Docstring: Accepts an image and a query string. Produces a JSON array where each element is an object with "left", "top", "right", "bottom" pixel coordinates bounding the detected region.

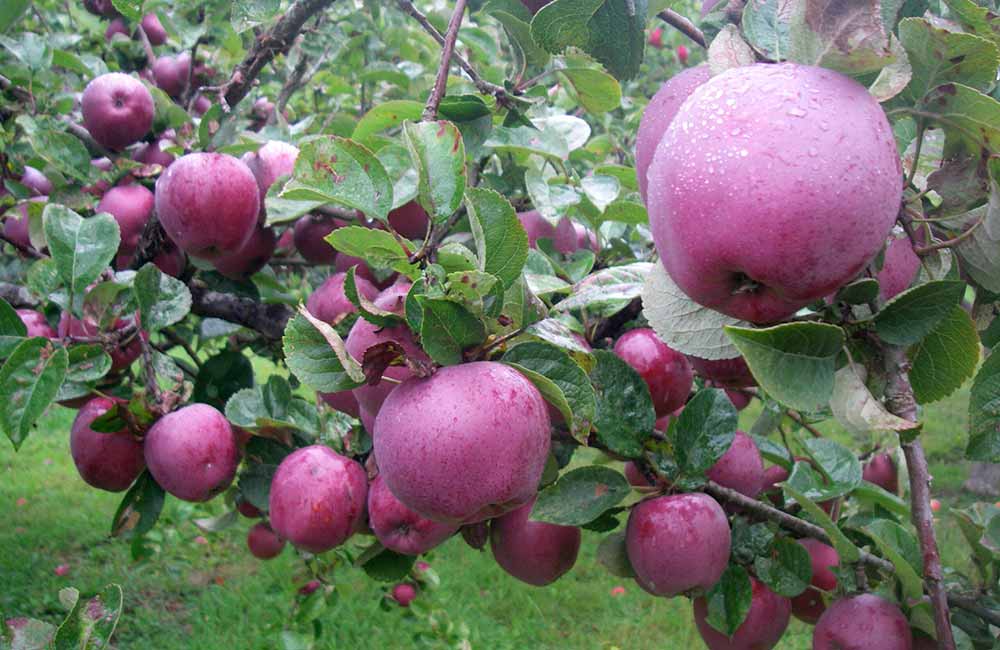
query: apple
[
  {"left": 105, "top": 17, "right": 128, "bottom": 41},
  {"left": 306, "top": 271, "right": 378, "bottom": 324},
  {"left": 863, "top": 453, "right": 898, "bottom": 494},
  {"left": 298, "top": 580, "right": 321, "bottom": 596},
  {"left": 236, "top": 497, "right": 261, "bottom": 518},
  {"left": 762, "top": 464, "right": 789, "bottom": 505},
  {"left": 335, "top": 253, "right": 386, "bottom": 286},
  {"left": 461, "top": 522, "right": 489, "bottom": 550},
  {"left": 191, "top": 95, "right": 211, "bottom": 116},
  {"left": 626, "top": 493, "right": 730, "bottom": 597},
  {"left": 144, "top": 404, "right": 239, "bottom": 502},
  {"left": 247, "top": 522, "right": 285, "bottom": 560},
  {"left": 318, "top": 390, "right": 361, "bottom": 418},
  {"left": 20, "top": 166, "right": 52, "bottom": 196},
  {"left": 133, "top": 138, "right": 175, "bottom": 168},
  {"left": 677, "top": 45, "right": 689, "bottom": 65},
  {"left": 790, "top": 538, "right": 839, "bottom": 623},
  {"left": 16, "top": 309, "right": 56, "bottom": 338},
  {"left": 517, "top": 210, "right": 556, "bottom": 248},
  {"left": 706, "top": 430, "right": 765, "bottom": 499},
  {"left": 624, "top": 461, "right": 653, "bottom": 487},
  {"left": 117, "top": 237, "right": 186, "bottom": 276},
  {"left": 693, "top": 576, "right": 791, "bottom": 650},
  {"left": 83, "top": 0, "right": 118, "bottom": 17},
  {"left": 152, "top": 52, "right": 192, "bottom": 98},
  {"left": 489, "top": 497, "right": 581, "bottom": 586},
  {"left": 648, "top": 27, "right": 663, "bottom": 49},
  {"left": 97, "top": 184, "right": 154, "bottom": 260},
  {"left": 292, "top": 216, "right": 347, "bottom": 264},
  {"left": 813, "top": 593, "right": 912, "bottom": 650},
  {"left": 519, "top": 0, "right": 550, "bottom": 14},
  {"left": 154, "top": 152, "right": 260, "bottom": 259},
  {"left": 70, "top": 397, "right": 144, "bottom": 492},
  {"left": 242, "top": 141, "right": 299, "bottom": 205},
  {"left": 367, "top": 474, "right": 458, "bottom": 555},
  {"left": 3, "top": 198, "right": 47, "bottom": 253},
  {"left": 634, "top": 65, "right": 710, "bottom": 203},
  {"left": 374, "top": 361, "right": 551, "bottom": 524},
  {"left": 212, "top": 225, "right": 277, "bottom": 280},
  {"left": 726, "top": 389, "right": 751, "bottom": 410},
  {"left": 688, "top": 355, "right": 756, "bottom": 388},
  {"left": 552, "top": 217, "right": 597, "bottom": 254},
  {"left": 250, "top": 97, "right": 275, "bottom": 130},
  {"left": 269, "top": 445, "right": 368, "bottom": 553},
  {"left": 877, "top": 235, "right": 920, "bottom": 302},
  {"left": 58, "top": 313, "right": 144, "bottom": 373},
  {"left": 387, "top": 201, "right": 430, "bottom": 240},
  {"left": 81, "top": 73, "right": 154, "bottom": 151},
  {"left": 139, "top": 13, "right": 167, "bottom": 46},
  {"left": 912, "top": 634, "right": 938, "bottom": 650},
  {"left": 930, "top": 498, "right": 941, "bottom": 512},
  {"left": 613, "top": 327, "right": 693, "bottom": 416},
  {"left": 391, "top": 583, "right": 417, "bottom": 607},
  {"left": 647, "top": 63, "right": 902, "bottom": 323}
]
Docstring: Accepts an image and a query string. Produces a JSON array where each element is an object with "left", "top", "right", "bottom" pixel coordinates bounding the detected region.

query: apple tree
[{"left": 1, "top": 0, "right": 1000, "bottom": 648}]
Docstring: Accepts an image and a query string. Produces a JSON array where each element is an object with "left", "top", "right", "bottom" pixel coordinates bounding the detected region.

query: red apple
[
  {"left": 490, "top": 496, "right": 581, "bottom": 586},
  {"left": 367, "top": 474, "right": 458, "bottom": 555},
  {"left": 292, "top": 215, "right": 345, "bottom": 264},
  {"left": 306, "top": 271, "right": 378, "bottom": 324},
  {"left": 677, "top": 44, "right": 689, "bottom": 65},
  {"left": 105, "top": 17, "right": 128, "bottom": 41},
  {"left": 152, "top": 52, "right": 192, "bottom": 98},
  {"left": 813, "top": 594, "right": 912, "bottom": 650},
  {"left": 81, "top": 73, "right": 154, "bottom": 151},
  {"left": 97, "top": 184, "right": 154, "bottom": 260},
  {"left": 791, "top": 538, "right": 839, "bottom": 623},
  {"left": 212, "top": 225, "right": 277, "bottom": 280},
  {"left": 694, "top": 576, "right": 791, "bottom": 649},
  {"left": 706, "top": 430, "right": 765, "bottom": 499},
  {"left": 863, "top": 453, "right": 898, "bottom": 494},
  {"left": 648, "top": 27, "right": 663, "bottom": 49},
  {"left": 70, "top": 397, "right": 144, "bottom": 492},
  {"left": 247, "top": 522, "right": 285, "bottom": 559},
  {"left": 139, "top": 13, "right": 167, "bottom": 46},
  {"left": 688, "top": 355, "right": 757, "bottom": 388},
  {"left": 20, "top": 166, "right": 52, "bottom": 196},
  {"left": 613, "top": 328, "right": 693, "bottom": 417},
  {"left": 133, "top": 138, "right": 175, "bottom": 168},
  {"left": 391, "top": 583, "right": 417, "bottom": 607},
  {"left": 16, "top": 309, "right": 56, "bottom": 338},
  {"left": 242, "top": 140, "right": 299, "bottom": 205},
  {"left": 236, "top": 497, "right": 261, "bottom": 518},
  {"left": 58, "top": 313, "right": 144, "bottom": 373},
  {"left": 387, "top": 201, "right": 430, "bottom": 240}
]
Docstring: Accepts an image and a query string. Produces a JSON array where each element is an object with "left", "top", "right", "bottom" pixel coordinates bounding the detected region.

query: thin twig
[
  {"left": 135, "top": 24, "right": 157, "bottom": 66},
  {"left": 423, "top": 0, "right": 468, "bottom": 122},
  {"left": 905, "top": 120, "right": 925, "bottom": 189},
  {"left": 657, "top": 9, "right": 707, "bottom": 49},
  {"left": 65, "top": 121, "right": 112, "bottom": 158},
  {"left": 785, "top": 409, "right": 824, "bottom": 438},
  {"left": 915, "top": 216, "right": 984, "bottom": 254},
  {"left": 181, "top": 38, "right": 202, "bottom": 107},
  {"left": 946, "top": 594, "right": 1000, "bottom": 628},
  {"left": 162, "top": 327, "right": 202, "bottom": 370}
]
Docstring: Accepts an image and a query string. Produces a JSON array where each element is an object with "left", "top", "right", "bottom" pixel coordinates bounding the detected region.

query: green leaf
[
  {"left": 671, "top": 388, "right": 739, "bottom": 476},
  {"left": 57, "top": 344, "right": 112, "bottom": 402},
  {"left": 0, "top": 297, "right": 27, "bottom": 357},
  {"left": 836, "top": 278, "right": 880, "bottom": 305},
  {"left": 874, "top": 280, "right": 965, "bottom": 345},
  {"left": 920, "top": 83, "right": 1000, "bottom": 155},
  {"left": 238, "top": 462, "right": 278, "bottom": 513},
  {"left": 281, "top": 136, "right": 393, "bottom": 222},
  {"left": 0, "top": 0, "right": 29, "bottom": 33},
  {"left": 704, "top": 564, "right": 752, "bottom": 637},
  {"left": 908, "top": 304, "right": 979, "bottom": 404},
  {"left": 553, "top": 262, "right": 652, "bottom": 318},
  {"left": 708, "top": 24, "right": 759, "bottom": 74},
  {"left": 596, "top": 531, "right": 634, "bottom": 577},
  {"left": 133, "top": 263, "right": 192, "bottom": 333},
  {"left": 225, "top": 383, "right": 320, "bottom": 437},
  {"left": 147, "top": 83, "right": 191, "bottom": 134},
  {"left": 503, "top": 341, "right": 596, "bottom": 440},
  {"left": 111, "top": 470, "right": 164, "bottom": 537},
  {"left": 352, "top": 100, "right": 424, "bottom": 146},
  {"left": 754, "top": 537, "right": 813, "bottom": 598},
  {"left": 464, "top": 187, "right": 528, "bottom": 289},
  {"left": 484, "top": 125, "right": 569, "bottom": 162},
  {"left": 110, "top": 0, "right": 143, "bottom": 21},
  {"left": 416, "top": 297, "right": 486, "bottom": 366},
  {"left": 558, "top": 68, "right": 622, "bottom": 114},
  {"left": 784, "top": 483, "right": 861, "bottom": 563},
  {"left": 51, "top": 583, "right": 124, "bottom": 650},
  {"left": 588, "top": 350, "right": 655, "bottom": 458},
  {"left": 851, "top": 481, "right": 909, "bottom": 516},
  {"left": 531, "top": 0, "right": 647, "bottom": 80},
  {"left": 829, "top": 362, "right": 917, "bottom": 434},
  {"left": 43, "top": 205, "right": 120, "bottom": 298},
  {"left": 231, "top": 0, "right": 280, "bottom": 32},
  {"left": 942, "top": 0, "right": 1000, "bottom": 50},
  {"left": 283, "top": 313, "right": 364, "bottom": 393},
  {"left": 786, "top": 0, "right": 896, "bottom": 74},
  {"left": 15, "top": 116, "right": 92, "bottom": 182},
  {"left": 741, "top": 0, "right": 792, "bottom": 61},
  {"left": 862, "top": 519, "right": 924, "bottom": 601},
  {"left": 897, "top": 18, "right": 1000, "bottom": 105},
  {"left": 800, "top": 438, "right": 863, "bottom": 498},
  {"left": 725, "top": 322, "right": 845, "bottom": 412},
  {"left": 0, "top": 338, "right": 68, "bottom": 450},
  {"left": 530, "top": 465, "right": 630, "bottom": 526},
  {"left": 968, "top": 342, "right": 1000, "bottom": 462},
  {"left": 326, "top": 226, "right": 420, "bottom": 278},
  {"left": 344, "top": 266, "right": 402, "bottom": 327},
  {"left": 357, "top": 543, "right": 416, "bottom": 582},
  {"left": 402, "top": 121, "right": 466, "bottom": 224},
  {"left": 193, "top": 351, "right": 255, "bottom": 410},
  {"left": 600, "top": 200, "right": 647, "bottom": 225},
  {"left": 525, "top": 317, "right": 592, "bottom": 354}
]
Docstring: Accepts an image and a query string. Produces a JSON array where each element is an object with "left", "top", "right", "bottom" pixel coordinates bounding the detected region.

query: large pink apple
[
  {"left": 693, "top": 576, "right": 791, "bottom": 650},
  {"left": 648, "top": 63, "right": 902, "bottom": 323},
  {"left": 70, "top": 397, "right": 145, "bottom": 492},
  {"left": 268, "top": 445, "right": 368, "bottom": 553},
  {"left": 154, "top": 152, "right": 260, "bottom": 259},
  {"left": 20, "top": 166, "right": 52, "bottom": 196},
  {"left": 81, "top": 73, "right": 154, "bottom": 151},
  {"left": 139, "top": 13, "right": 167, "bottom": 46},
  {"left": 16, "top": 309, "right": 56, "bottom": 338},
  {"left": 489, "top": 496, "right": 581, "bottom": 586},
  {"left": 613, "top": 327, "right": 692, "bottom": 416},
  {"left": 635, "top": 65, "right": 710, "bottom": 203},
  {"left": 368, "top": 474, "right": 458, "bottom": 555},
  {"left": 706, "top": 430, "right": 765, "bottom": 499},
  {"left": 152, "top": 53, "right": 191, "bottom": 98},
  {"left": 144, "top": 404, "right": 239, "bottom": 502},
  {"left": 241, "top": 141, "right": 299, "bottom": 205},
  {"left": 791, "top": 538, "right": 839, "bottom": 623},
  {"left": 374, "top": 362, "right": 551, "bottom": 524},
  {"left": 517, "top": 210, "right": 556, "bottom": 248},
  {"left": 813, "top": 593, "right": 912, "bottom": 650},
  {"left": 306, "top": 271, "right": 377, "bottom": 324},
  {"left": 626, "top": 493, "right": 730, "bottom": 597},
  {"left": 212, "top": 225, "right": 277, "bottom": 280},
  {"left": 97, "top": 184, "right": 154, "bottom": 260},
  {"left": 387, "top": 201, "right": 430, "bottom": 240}
]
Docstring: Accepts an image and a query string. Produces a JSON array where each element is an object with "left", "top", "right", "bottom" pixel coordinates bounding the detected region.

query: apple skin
[
  {"left": 813, "top": 593, "right": 912, "bottom": 650},
  {"left": 152, "top": 53, "right": 192, "bottom": 98},
  {"left": 635, "top": 65, "right": 710, "bottom": 203},
  {"left": 688, "top": 355, "right": 757, "bottom": 388},
  {"left": 117, "top": 237, "right": 186, "bottom": 276},
  {"left": 70, "top": 397, "right": 145, "bottom": 492},
  {"left": 391, "top": 583, "right": 417, "bottom": 607},
  {"left": 677, "top": 45, "right": 689, "bottom": 65},
  {"left": 58, "top": 313, "right": 144, "bottom": 373},
  {"left": 626, "top": 493, "right": 730, "bottom": 597},
  {"left": 791, "top": 538, "right": 839, "bottom": 624},
  {"left": 863, "top": 452, "right": 898, "bottom": 494},
  {"left": 694, "top": 576, "right": 791, "bottom": 650},
  {"left": 648, "top": 63, "right": 902, "bottom": 324},
  {"left": 268, "top": 445, "right": 368, "bottom": 553},
  {"left": 20, "top": 166, "right": 53, "bottom": 196},
  {"left": 133, "top": 139, "right": 175, "bottom": 168},
  {"left": 374, "top": 361, "right": 551, "bottom": 525},
  {"left": 388, "top": 201, "right": 430, "bottom": 240},
  {"left": 706, "top": 430, "right": 765, "bottom": 499},
  {"left": 318, "top": 390, "right": 361, "bottom": 418},
  {"left": 293, "top": 216, "right": 345, "bottom": 265},
  {"left": 241, "top": 141, "right": 299, "bottom": 205},
  {"left": 878, "top": 235, "right": 920, "bottom": 301},
  {"left": 105, "top": 17, "right": 128, "bottom": 41},
  {"left": 368, "top": 474, "right": 459, "bottom": 556},
  {"left": 84, "top": 0, "right": 118, "bottom": 16},
  {"left": 144, "top": 404, "right": 239, "bottom": 502},
  {"left": 306, "top": 271, "right": 378, "bottom": 324},
  {"left": 648, "top": 27, "right": 663, "bottom": 49},
  {"left": 517, "top": 210, "right": 556, "bottom": 248},
  {"left": 81, "top": 73, "right": 154, "bottom": 151},
  {"left": 154, "top": 152, "right": 261, "bottom": 259},
  {"left": 490, "top": 497, "right": 581, "bottom": 586},
  {"left": 624, "top": 461, "right": 653, "bottom": 487},
  {"left": 613, "top": 327, "right": 693, "bottom": 417},
  {"left": 236, "top": 498, "right": 261, "bottom": 518},
  {"left": 725, "top": 389, "right": 751, "bottom": 410},
  {"left": 16, "top": 309, "right": 56, "bottom": 338},
  {"left": 247, "top": 522, "right": 285, "bottom": 560},
  {"left": 212, "top": 225, "right": 277, "bottom": 280},
  {"left": 4, "top": 198, "right": 47, "bottom": 253},
  {"left": 140, "top": 13, "right": 167, "bottom": 46},
  {"left": 97, "top": 184, "right": 154, "bottom": 260}
]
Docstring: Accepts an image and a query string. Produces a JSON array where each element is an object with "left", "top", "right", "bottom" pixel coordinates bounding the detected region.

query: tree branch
[
  {"left": 915, "top": 216, "right": 984, "bottom": 255},
  {"left": 188, "top": 283, "right": 292, "bottom": 340},
  {"left": 423, "top": 0, "right": 468, "bottom": 122},
  {"left": 0, "top": 282, "right": 38, "bottom": 308},
  {"left": 0, "top": 231, "right": 44, "bottom": 259},
  {"left": 657, "top": 9, "right": 707, "bottom": 49},
  {"left": 65, "top": 121, "right": 111, "bottom": 158}
]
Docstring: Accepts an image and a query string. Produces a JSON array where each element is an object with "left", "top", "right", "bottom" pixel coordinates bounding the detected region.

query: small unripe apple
[
  {"left": 391, "top": 583, "right": 417, "bottom": 607},
  {"left": 791, "top": 538, "right": 839, "bottom": 623},
  {"left": 813, "top": 593, "right": 912, "bottom": 650},
  {"left": 613, "top": 327, "right": 693, "bottom": 417},
  {"left": 139, "top": 13, "right": 167, "bottom": 46},
  {"left": 16, "top": 309, "right": 56, "bottom": 338},
  {"left": 368, "top": 474, "right": 458, "bottom": 555},
  {"left": 70, "top": 397, "right": 144, "bottom": 492},
  {"left": 862, "top": 453, "right": 898, "bottom": 494},
  {"left": 144, "top": 404, "right": 239, "bottom": 502},
  {"left": 242, "top": 141, "right": 299, "bottom": 205},
  {"left": 648, "top": 27, "right": 663, "bottom": 49},
  {"left": 269, "top": 445, "right": 368, "bottom": 553},
  {"left": 293, "top": 216, "right": 344, "bottom": 264},
  {"left": 247, "top": 522, "right": 285, "bottom": 559},
  {"left": 306, "top": 271, "right": 377, "bottom": 324},
  {"left": 706, "top": 430, "right": 765, "bottom": 499},
  {"left": 152, "top": 52, "right": 192, "bottom": 98},
  {"left": 212, "top": 225, "right": 277, "bottom": 280},
  {"left": 693, "top": 576, "right": 791, "bottom": 650},
  {"left": 688, "top": 355, "right": 756, "bottom": 388},
  {"left": 97, "top": 184, "right": 154, "bottom": 260},
  {"left": 490, "top": 497, "right": 581, "bottom": 586},
  {"left": 387, "top": 201, "right": 430, "bottom": 240},
  {"left": 81, "top": 73, "right": 154, "bottom": 151},
  {"left": 20, "top": 166, "right": 52, "bottom": 196}
]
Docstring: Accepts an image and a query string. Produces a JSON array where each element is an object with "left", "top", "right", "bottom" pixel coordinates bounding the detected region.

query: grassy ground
[{"left": 0, "top": 384, "right": 978, "bottom": 650}]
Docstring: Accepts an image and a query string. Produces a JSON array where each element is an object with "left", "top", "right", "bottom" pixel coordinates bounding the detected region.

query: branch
[
  {"left": 220, "top": 0, "right": 337, "bottom": 111},
  {"left": 657, "top": 9, "right": 707, "bottom": 49},
  {"left": 65, "top": 122, "right": 111, "bottom": 158},
  {"left": 590, "top": 298, "right": 642, "bottom": 346},
  {"left": 915, "top": 216, "right": 984, "bottom": 255},
  {"left": 188, "top": 283, "right": 292, "bottom": 340},
  {"left": 0, "top": 282, "right": 38, "bottom": 308},
  {"left": 946, "top": 593, "right": 1000, "bottom": 628},
  {"left": 135, "top": 24, "right": 157, "bottom": 66},
  {"left": 883, "top": 344, "right": 956, "bottom": 650},
  {"left": 0, "top": 231, "right": 44, "bottom": 259},
  {"left": 0, "top": 73, "right": 34, "bottom": 108},
  {"left": 423, "top": 0, "right": 468, "bottom": 122}
]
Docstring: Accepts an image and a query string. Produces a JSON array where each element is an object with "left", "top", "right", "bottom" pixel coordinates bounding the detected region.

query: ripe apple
[
  {"left": 374, "top": 361, "right": 551, "bottom": 524},
  {"left": 813, "top": 593, "right": 912, "bottom": 650},
  {"left": 930, "top": 498, "right": 941, "bottom": 512},
  {"left": 306, "top": 271, "right": 378, "bottom": 324},
  {"left": 762, "top": 464, "right": 789, "bottom": 505},
  {"left": 388, "top": 201, "right": 430, "bottom": 240},
  {"left": 634, "top": 65, "right": 710, "bottom": 203},
  {"left": 58, "top": 313, "right": 144, "bottom": 373},
  {"left": 81, "top": 73, "right": 154, "bottom": 151},
  {"left": 391, "top": 583, "right": 417, "bottom": 607},
  {"left": 517, "top": 210, "right": 556, "bottom": 248},
  {"left": 140, "top": 13, "right": 167, "bottom": 46},
  {"left": 212, "top": 225, "right": 277, "bottom": 280},
  {"left": 191, "top": 95, "right": 211, "bottom": 116},
  {"left": 613, "top": 327, "right": 693, "bottom": 416},
  {"left": 293, "top": 215, "right": 345, "bottom": 264},
  {"left": 152, "top": 52, "right": 192, "bottom": 98},
  {"left": 16, "top": 309, "right": 56, "bottom": 338},
  {"left": 693, "top": 576, "right": 791, "bottom": 650},
  {"left": 133, "top": 138, "right": 175, "bottom": 168},
  {"left": 489, "top": 497, "right": 581, "bottom": 586},
  {"left": 367, "top": 474, "right": 458, "bottom": 555},
  {"left": 791, "top": 538, "right": 839, "bottom": 623},
  {"left": 105, "top": 17, "right": 128, "bottom": 41},
  {"left": 20, "top": 166, "right": 52, "bottom": 196},
  {"left": 117, "top": 237, "right": 186, "bottom": 276},
  {"left": 648, "top": 27, "right": 663, "bottom": 49},
  {"left": 70, "top": 397, "right": 144, "bottom": 492},
  {"left": 247, "top": 522, "right": 285, "bottom": 560},
  {"left": 154, "top": 152, "right": 260, "bottom": 259},
  {"left": 97, "top": 184, "right": 154, "bottom": 260},
  {"left": 335, "top": 253, "right": 386, "bottom": 286},
  {"left": 624, "top": 461, "right": 653, "bottom": 487},
  {"left": 3, "top": 198, "right": 47, "bottom": 253},
  {"left": 83, "top": 0, "right": 118, "bottom": 17},
  {"left": 318, "top": 390, "right": 361, "bottom": 418},
  {"left": 143, "top": 404, "right": 239, "bottom": 502},
  {"left": 863, "top": 453, "right": 898, "bottom": 494},
  {"left": 878, "top": 233, "right": 920, "bottom": 301},
  {"left": 647, "top": 63, "right": 902, "bottom": 323},
  {"left": 236, "top": 497, "right": 261, "bottom": 518},
  {"left": 552, "top": 216, "right": 598, "bottom": 254},
  {"left": 269, "top": 445, "right": 368, "bottom": 553},
  {"left": 688, "top": 355, "right": 756, "bottom": 388},
  {"left": 706, "top": 430, "right": 765, "bottom": 499},
  {"left": 625, "top": 493, "right": 730, "bottom": 596},
  {"left": 242, "top": 141, "right": 299, "bottom": 205},
  {"left": 677, "top": 45, "right": 689, "bottom": 65}
]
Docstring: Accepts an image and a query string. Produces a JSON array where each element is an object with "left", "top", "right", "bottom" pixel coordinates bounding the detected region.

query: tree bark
[{"left": 964, "top": 462, "right": 1000, "bottom": 497}]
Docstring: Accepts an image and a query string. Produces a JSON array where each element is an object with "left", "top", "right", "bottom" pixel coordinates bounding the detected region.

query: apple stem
[{"left": 422, "top": 0, "right": 468, "bottom": 122}]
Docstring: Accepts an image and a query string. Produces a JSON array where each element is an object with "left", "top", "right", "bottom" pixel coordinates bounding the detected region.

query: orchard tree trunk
[{"left": 964, "top": 463, "right": 1000, "bottom": 497}]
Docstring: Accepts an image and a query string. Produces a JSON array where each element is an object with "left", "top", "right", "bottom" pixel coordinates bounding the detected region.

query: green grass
[{"left": 0, "top": 385, "right": 977, "bottom": 649}]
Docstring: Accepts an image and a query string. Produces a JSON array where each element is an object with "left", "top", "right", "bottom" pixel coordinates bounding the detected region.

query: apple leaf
[
  {"left": 557, "top": 68, "right": 622, "bottom": 115},
  {"left": 51, "top": 582, "right": 124, "bottom": 650},
  {"left": 670, "top": 388, "right": 739, "bottom": 477},
  {"left": 589, "top": 350, "right": 655, "bottom": 458},
  {"left": 554, "top": 262, "right": 652, "bottom": 319},
  {"left": 897, "top": 18, "right": 999, "bottom": 105},
  {"left": 783, "top": 482, "right": 861, "bottom": 563},
  {"left": 968, "top": 342, "right": 1000, "bottom": 462},
  {"left": 799, "top": 438, "right": 863, "bottom": 499},
  {"left": 416, "top": 297, "right": 486, "bottom": 366},
  {"left": 110, "top": 0, "right": 142, "bottom": 21},
  {"left": 596, "top": 531, "right": 635, "bottom": 578},
  {"left": 343, "top": 266, "right": 403, "bottom": 328},
  {"left": 874, "top": 280, "right": 965, "bottom": 345},
  {"left": 0, "top": 0, "right": 29, "bottom": 32},
  {"left": 0, "top": 337, "right": 68, "bottom": 450},
  {"left": 357, "top": 543, "right": 416, "bottom": 582},
  {"left": 286, "top": 309, "right": 365, "bottom": 390},
  {"left": 111, "top": 470, "right": 165, "bottom": 537},
  {"left": 860, "top": 520, "right": 924, "bottom": 601},
  {"left": 908, "top": 304, "right": 979, "bottom": 404},
  {"left": 741, "top": 0, "right": 793, "bottom": 61},
  {"left": 15, "top": 116, "right": 93, "bottom": 183},
  {"left": 531, "top": 465, "right": 630, "bottom": 526},
  {"left": 193, "top": 350, "right": 255, "bottom": 410},
  {"left": 464, "top": 188, "right": 528, "bottom": 290},
  {"left": 56, "top": 344, "right": 112, "bottom": 402},
  {"left": 708, "top": 24, "right": 758, "bottom": 74},
  {"left": 237, "top": 462, "right": 279, "bottom": 513},
  {"left": 134, "top": 263, "right": 192, "bottom": 333},
  {"left": 525, "top": 318, "right": 592, "bottom": 355},
  {"left": 325, "top": 226, "right": 420, "bottom": 279},
  {"left": 43, "top": 204, "right": 120, "bottom": 299},
  {"left": 0, "top": 296, "right": 27, "bottom": 357},
  {"left": 704, "top": 564, "right": 752, "bottom": 637},
  {"left": 402, "top": 120, "right": 466, "bottom": 225},
  {"left": 829, "top": 362, "right": 916, "bottom": 434},
  {"left": 754, "top": 537, "right": 813, "bottom": 598},
  {"left": 484, "top": 125, "right": 570, "bottom": 163}
]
